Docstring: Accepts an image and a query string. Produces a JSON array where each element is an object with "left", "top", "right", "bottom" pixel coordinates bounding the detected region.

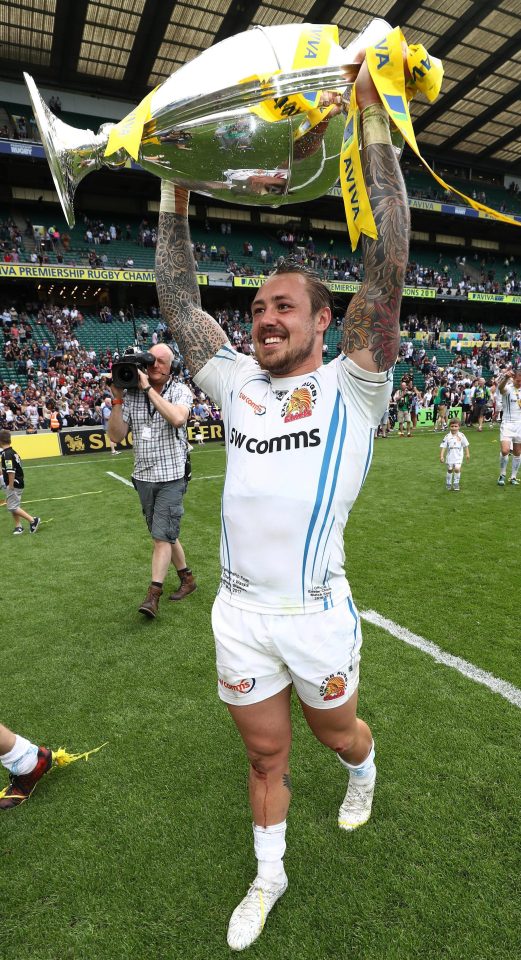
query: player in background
[
  {"left": 497, "top": 365, "right": 521, "bottom": 486},
  {"left": 440, "top": 418, "right": 470, "bottom": 491}
]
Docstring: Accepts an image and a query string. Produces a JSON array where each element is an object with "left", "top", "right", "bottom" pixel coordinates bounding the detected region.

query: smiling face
[{"left": 251, "top": 272, "right": 331, "bottom": 377}]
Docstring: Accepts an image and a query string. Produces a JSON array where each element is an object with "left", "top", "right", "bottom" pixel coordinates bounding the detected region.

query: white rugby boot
[
  {"left": 338, "top": 773, "right": 376, "bottom": 831},
  {"left": 227, "top": 873, "right": 288, "bottom": 951}
]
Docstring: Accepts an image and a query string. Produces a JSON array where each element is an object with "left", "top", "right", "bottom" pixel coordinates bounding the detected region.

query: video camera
[{"left": 111, "top": 347, "right": 155, "bottom": 390}]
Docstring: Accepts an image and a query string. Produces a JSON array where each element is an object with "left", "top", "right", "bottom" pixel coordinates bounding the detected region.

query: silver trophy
[{"left": 24, "top": 19, "right": 393, "bottom": 227}]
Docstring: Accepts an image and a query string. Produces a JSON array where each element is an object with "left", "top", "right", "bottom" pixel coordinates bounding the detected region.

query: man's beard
[{"left": 256, "top": 330, "right": 316, "bottom": 376}]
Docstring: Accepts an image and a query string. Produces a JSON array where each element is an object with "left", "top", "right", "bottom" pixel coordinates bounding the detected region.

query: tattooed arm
[
  {"left": 155, "top": 184, "right": 228, "bottom": 377},
  {"left": 342, "top": 61, "right": 410, "bottom": 373}
]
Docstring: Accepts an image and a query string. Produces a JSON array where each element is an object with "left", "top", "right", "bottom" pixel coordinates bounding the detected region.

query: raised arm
[
  {"left": 497, "top": 367, "right": 512, "bottom": 395},
  {"left": 342, "top": 59, "right": 410, "bottom": 373},
  {"left": 155, "top": 183, "right": 228, "bottom": 377}
]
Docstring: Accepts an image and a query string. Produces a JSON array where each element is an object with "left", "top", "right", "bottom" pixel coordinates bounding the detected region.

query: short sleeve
[
  {"left": 337, "top": 355, "right": 393, "bottom": 427},
  {"left": 194, "top": 345, "right": 259, "bottom": 408}
]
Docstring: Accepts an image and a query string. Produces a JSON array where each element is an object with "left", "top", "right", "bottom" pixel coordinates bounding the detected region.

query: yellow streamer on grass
[{"left": 51, "top": 742, "right": 109, "bottom": 767}]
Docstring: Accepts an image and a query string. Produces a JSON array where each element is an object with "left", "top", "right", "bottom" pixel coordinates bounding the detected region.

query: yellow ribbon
[
  {"left": 343, "top": 27, "right": 521, "bottom": 250},
  {"left": 105, "top": 88, "right": 158, "bottom": 161},
  {"left": 51, "top": 742, "right": 108, "bottom": 766},
  {"left": 339, "top": 86, "right": 377, "bottom": 250},
  {"left": 244, "top": 24, "right": 341, "bottom": 128}
]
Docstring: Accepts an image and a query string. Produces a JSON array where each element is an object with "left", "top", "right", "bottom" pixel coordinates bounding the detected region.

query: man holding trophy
[{"left": 154, "top": 46, "right": 409, "bottom": 950}]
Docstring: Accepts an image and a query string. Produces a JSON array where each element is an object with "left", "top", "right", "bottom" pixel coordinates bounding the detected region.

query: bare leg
[
  {"left": 0, "top": 724, "right": 16, "bottom": 755},
  {"left": 227, "top": 686, "right": 292, "bottom": 826},
  {"left": 171, "top": 539, "right": 187, "bottom": 571},
  {"left": 299, "top": 689, "right": 372, "bottom": 764},
  {"left": 151, "top": 539, "right": 173, "bottom": 583},
  {"left": 13, "top": 507, "right": 34, "bottom": 525}
]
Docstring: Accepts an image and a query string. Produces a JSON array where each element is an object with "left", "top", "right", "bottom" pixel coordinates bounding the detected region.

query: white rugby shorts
[
  {"left": 446, "top": 453, "right": 464, "bottom": 467},
  {"left": 211, "top": 594, "right": 361, "bottom": 709},
  {"left": 500, "top": 423, "right": 521, "bottom": 444}
]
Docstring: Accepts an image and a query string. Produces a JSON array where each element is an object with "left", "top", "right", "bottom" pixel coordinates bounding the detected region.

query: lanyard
[{"left": 144, "top": 377, "right": 172, "bottom": 420}]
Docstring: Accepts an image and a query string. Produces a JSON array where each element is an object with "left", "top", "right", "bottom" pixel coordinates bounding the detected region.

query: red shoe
[{"left": 0, "top": 746, "right": 52, "bottom": 809}]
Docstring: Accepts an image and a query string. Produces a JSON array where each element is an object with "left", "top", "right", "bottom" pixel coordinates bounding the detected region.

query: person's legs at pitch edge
[
  {"left": 0, "top": 723, "right": 51, "bottom": 809},
  {"left": 169, "top": 538, "right": 196, "bottom": 601},
  {"left": 6, "top": 488, "right": 40, "bottom": 535},
  {"left": 453, "top": 463, "right": 462, "bottom": 491},
  {"left": 136, "top": 480, "right": 196, "bottom": 617},
  {"left": 498, "top": 438, "right": 521, "bottom": 486},
  {"left": 509, "top": 439, "right": 521, "bottom": 485}
]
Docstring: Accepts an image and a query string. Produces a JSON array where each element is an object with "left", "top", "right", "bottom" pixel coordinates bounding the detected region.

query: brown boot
[
  {"left": 138, "top": 584, "right": 163, "bottom": 618},
  {"left": 169, "top": 569, "right": 197, "bottom": 602}
]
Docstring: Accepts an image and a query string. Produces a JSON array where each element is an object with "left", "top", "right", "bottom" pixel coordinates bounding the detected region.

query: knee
[
  {"left": 247, "top": 739, "right": 290, "bottom": 776},
  {"left": 317, "top": 728, "right": 358, "bottom": 755}
]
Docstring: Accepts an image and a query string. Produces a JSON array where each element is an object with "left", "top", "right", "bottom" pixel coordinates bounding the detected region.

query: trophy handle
[{"left": 24, "top": 73, "right": 118, "bottom": 227}]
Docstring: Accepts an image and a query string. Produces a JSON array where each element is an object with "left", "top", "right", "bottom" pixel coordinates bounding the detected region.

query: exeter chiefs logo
[
  {"left": 282, "top": 381, "right": 317, "bottom": 423},
  {"left": 320, "top": 672, "right": 349, "bottom": 701}
]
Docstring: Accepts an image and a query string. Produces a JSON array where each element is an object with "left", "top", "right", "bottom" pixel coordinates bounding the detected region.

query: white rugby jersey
[
  {"left": 501, "top": 382, "right": 521, "bottom": 426},
  {"left": 195, "top": 345, "right": 392, "bottom": 615},
  {"left": 440, "top": 431, "right": 469, "bottom": 457}
]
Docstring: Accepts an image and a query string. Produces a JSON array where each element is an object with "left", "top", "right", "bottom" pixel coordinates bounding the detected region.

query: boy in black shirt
[{"left": 0, "top": 429, "right": 41, "bottom": 534}]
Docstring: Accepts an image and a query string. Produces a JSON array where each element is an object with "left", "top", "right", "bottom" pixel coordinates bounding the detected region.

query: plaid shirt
[{"left": 122, "top": 379, "right": 193, "bottom": 482}]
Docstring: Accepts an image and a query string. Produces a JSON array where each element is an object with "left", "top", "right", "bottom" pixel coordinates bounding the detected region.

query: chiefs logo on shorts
[
  {"left": 219, "top": 678, "right": 256, "bottom": 694},
  {"left": 282, "top": 383, "right": 316, "bottom": 422},
  {"left": 320, "top": 672, "right": 348, "bottom": 701}
]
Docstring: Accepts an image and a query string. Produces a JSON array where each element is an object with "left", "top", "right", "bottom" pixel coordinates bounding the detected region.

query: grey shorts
[
  {"left": 6, "top": 489, "right": 22, "bottom": 513},
  {"left": 133, "top": 477, "right": 185, "bottom": 543}
]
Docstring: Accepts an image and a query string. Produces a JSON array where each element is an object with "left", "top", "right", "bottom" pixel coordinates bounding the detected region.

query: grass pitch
[{"left": 1, "top": 425, "right": 520, "bottom": 960}]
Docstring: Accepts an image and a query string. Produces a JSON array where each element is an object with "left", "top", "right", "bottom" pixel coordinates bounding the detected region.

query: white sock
[
  {"left": 500, "top": 454, "right": 509, "bottom": 475},
  {"left": 454, "top": 473, "right": 460, "bottom": 488},
  {"left": 338, "top": 741, "right": 376, "bottom": 786},
  {"left": 253, "top": 821, "right": 287, "bottom": 883},
  {"left": 511, "top": 456, "right": 521, "bottom": 479},
  {"left": 446, "top": 471, "right": 453, "bottom": 487},
  {"left": 0, "top": 735, "right": 38, "bottom": 775}
]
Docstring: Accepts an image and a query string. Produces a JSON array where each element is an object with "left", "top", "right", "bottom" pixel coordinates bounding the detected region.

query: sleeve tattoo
[
  {"left": 342, "top": 142, "right": 410, "bottom": 371},
  {"left": 155, "top": 212, "right": 228, "bottom": 375}
]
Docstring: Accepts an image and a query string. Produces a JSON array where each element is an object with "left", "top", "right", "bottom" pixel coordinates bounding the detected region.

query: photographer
[{"left": 107, "top": 343, "right": 197, "bottom": 618}]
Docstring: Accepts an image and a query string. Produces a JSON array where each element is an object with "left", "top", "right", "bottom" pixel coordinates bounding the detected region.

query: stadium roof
[{"left": 0, "top": 0, "right": 520, "bottom": 171}]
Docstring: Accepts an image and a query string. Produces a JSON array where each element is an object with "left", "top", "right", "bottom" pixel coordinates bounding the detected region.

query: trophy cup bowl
[{"left": 24, "top": 19, "right": 393, "bottom": 227}]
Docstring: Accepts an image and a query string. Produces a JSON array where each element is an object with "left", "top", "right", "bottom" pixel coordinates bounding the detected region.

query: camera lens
[{"left": 119, "top": 366, "right": 134, "bottom": 383}]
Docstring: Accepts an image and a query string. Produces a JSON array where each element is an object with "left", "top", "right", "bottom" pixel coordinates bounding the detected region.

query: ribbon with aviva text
[
  {"left": 244, "top": 24, "right": 342, "bottom": 138},
  {"left": 342, "top": 27, "right": 521, "bottom": 250}
]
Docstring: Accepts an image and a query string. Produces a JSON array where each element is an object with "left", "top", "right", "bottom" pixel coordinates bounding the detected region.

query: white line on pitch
[
  {"left": 27, "top": 455, "right": 134, "bottom": 469},
  {"left": 4, "top": 490, "right": 103, "bottom": 506},
  {"left": 360, "top": 609, "right": 521, "bottom": 709},
  {"left": 106, "top": 471, "right": 224, "bottom": 487},
  {"left": 106, "top": 471, "right": 134, "bottom": 488}
]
